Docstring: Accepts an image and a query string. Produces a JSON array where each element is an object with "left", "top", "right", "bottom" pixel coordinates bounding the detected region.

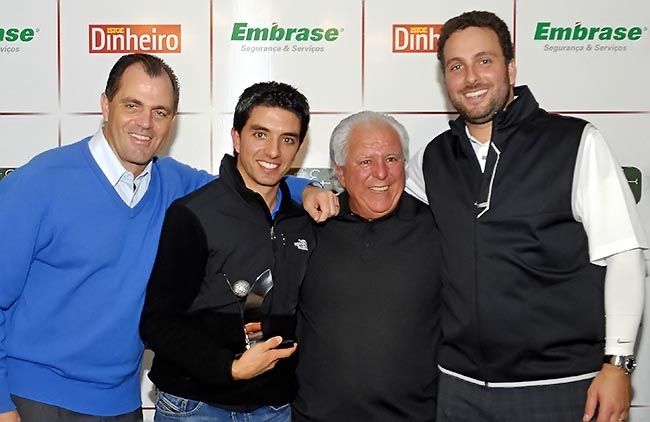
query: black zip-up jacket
[
  {"left": 140, "top": 154, "right": 314, "bottom": 407},
  {"left": 422, "top": 86, "right": 606, "bottom": 382}
]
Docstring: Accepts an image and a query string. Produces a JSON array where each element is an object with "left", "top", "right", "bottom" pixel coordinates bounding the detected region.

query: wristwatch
[{"left": 603, "top": 354, "right": 636, "bottom": 375}]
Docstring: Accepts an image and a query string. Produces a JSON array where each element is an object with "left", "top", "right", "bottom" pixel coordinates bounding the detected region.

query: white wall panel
[{"left": 0, "top": 0, "right": 58, "bottom": 113}]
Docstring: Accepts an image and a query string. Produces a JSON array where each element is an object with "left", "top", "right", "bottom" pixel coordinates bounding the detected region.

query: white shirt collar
[
  {"left": 88, "top": 129, "right": 152, "bottom": 185},
  {"left": 88, "top": 129, "right": 153, "bottom": 206},
  {"left": 465, "top": 125, "right": 489, "bottom": 147},
  {"left": 464, "top": 126, "right": 491, "bottom": 173}
]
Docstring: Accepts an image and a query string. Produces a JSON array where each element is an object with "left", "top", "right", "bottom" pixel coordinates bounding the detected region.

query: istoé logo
[
  {"left": 88, "top": 24, "right": 181, "bottom": 53},
  {"left": 392, "top": 24, "right": 443, "bottom": 53},
  {"left": 231, "top": 22, "right": 340, "bottom": 42},
  {"left": 0, "top": 27, "right": 37, "bottom": 42},
  {"left": 534, "top": 22, "right": 645, "bottom": 41}
]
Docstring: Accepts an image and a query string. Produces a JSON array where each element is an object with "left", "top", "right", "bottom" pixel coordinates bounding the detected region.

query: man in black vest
[{"left": 405, "top": 10, "right": 647, "bottom": 422}]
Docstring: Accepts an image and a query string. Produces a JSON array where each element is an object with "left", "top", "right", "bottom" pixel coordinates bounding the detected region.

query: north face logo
[{"left": 294, "top": 239, "right": 308, "bottom": 251}]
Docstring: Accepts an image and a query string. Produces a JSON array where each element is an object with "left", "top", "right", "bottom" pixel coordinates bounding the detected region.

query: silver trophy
[{"left": 225, "top": 269, "right": 274, "bottom": 350}]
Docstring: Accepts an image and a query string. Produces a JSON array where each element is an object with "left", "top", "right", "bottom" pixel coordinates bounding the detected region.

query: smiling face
[
  {"left": 101, "top": 63, "right": 175, "bottom": 177},
  {"left": 442, "top": 26, "right": 516, "bottom": 135},
  {"left": 232, "top": 105, "right": 302, "bottom": 199},
  {"left": 336, "top": 122, "right": 405, "bottom": 220}
]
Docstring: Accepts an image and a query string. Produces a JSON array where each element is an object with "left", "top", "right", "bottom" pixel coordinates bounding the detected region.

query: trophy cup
[{"left": 225, "top": 269, "right": 274, "bottom": 351}]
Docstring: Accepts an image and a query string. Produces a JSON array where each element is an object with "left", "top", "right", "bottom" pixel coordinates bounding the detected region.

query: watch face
[
  {"left": 617, "top": 356, "right": 637, "bottom": 374},
  {"left": 625, "top": 357, "right": 637, "bottom": 373}
]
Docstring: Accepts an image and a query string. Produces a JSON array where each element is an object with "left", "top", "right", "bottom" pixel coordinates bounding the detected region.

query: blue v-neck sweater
[{"left": 0, "top": 138, "right": 212, "bottom": 415}]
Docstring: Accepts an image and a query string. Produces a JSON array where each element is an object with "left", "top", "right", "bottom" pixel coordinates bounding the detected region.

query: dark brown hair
[
  {"left": 104, "top": 53, "right": 180, "bottom": 113},
  {"left": 437, "top": 11, "right": 514, "bottom": 69}
]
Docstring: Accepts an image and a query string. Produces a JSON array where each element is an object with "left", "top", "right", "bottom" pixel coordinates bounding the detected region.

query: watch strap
[{"left": 603, "top": 354, "right": 636, "bottom": 375}]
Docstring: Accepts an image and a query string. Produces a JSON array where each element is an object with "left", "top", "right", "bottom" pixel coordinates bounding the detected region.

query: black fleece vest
[{"left": 423, "top": 86, "right": 606, "bottom": 382}]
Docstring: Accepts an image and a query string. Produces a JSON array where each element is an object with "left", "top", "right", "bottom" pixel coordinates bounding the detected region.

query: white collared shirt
[
  {"left": 466, "top": 125, "right": 491, "bottom": 172},
  {"left": 88, "top": 130, "right": 152, "bottom": 207}
]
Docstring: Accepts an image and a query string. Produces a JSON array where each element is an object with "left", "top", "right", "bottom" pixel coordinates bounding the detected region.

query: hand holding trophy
[
  {"left": 226, "top": 269, "right": 296, "bottom": 379},
  {"left": 226, "top": 269, "right": 274, "bottom": 350}
]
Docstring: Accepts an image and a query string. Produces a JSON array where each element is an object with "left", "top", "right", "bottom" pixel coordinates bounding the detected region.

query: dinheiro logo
[
  {"left": 0, "top": 27, "right": 37, "bottom": 42},
  {"left": 231, "top": 22, "right": 340, "bottom": 42},
  {"left": 534, "top": 22, "right": 645, "bottom": 41},
  {"left": 392, "top": 24, "right": 443, "bottom": 53},
  {"left": 89, "top": 25, "right": 181, "bottom": 53}
]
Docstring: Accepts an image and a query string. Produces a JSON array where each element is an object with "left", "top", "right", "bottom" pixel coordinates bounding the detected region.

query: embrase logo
[
  {"left": 534, "top": 22, "right": 644, "bottom": 41},
  {"left": 0, "top": 27, "right": 37, "bottom": 42},
  {"left": 88, "top": 25, "right": 181, "bottom": 53},
  {"left": 230, "top": 22, "right": 340, "bottom": 42},
  {"left": 392, "top": 24, "right": 443, "bottom": 53}
]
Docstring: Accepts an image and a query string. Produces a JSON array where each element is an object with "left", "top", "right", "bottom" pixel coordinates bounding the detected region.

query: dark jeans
[{"left": 12, "top": 395, "right": 143, "bottom": 422}]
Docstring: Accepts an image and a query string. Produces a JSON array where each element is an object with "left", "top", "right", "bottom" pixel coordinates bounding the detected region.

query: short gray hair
[{"left": 329, "top": 111, "right": 410, "bottom": 167}]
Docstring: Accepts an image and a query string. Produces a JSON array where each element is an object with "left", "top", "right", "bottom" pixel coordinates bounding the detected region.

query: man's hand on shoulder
[
  {"left": 583, "top": 364, "right": 631, "bottom": 422},
  {"left": 302, "top": 185, "right": 339, "bottom": 223},
  {"left": 0, "top": 410, "right": 20, "bottom": 422}
]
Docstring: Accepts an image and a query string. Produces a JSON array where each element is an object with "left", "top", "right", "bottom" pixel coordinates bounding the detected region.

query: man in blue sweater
[{"left": 0, "top": 54, "right": 334, "bottom": 422}]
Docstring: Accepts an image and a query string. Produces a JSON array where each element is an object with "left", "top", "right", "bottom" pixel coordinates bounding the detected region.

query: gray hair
[{"left": 329, "top": 111, "right": 410, "bottom": 167}]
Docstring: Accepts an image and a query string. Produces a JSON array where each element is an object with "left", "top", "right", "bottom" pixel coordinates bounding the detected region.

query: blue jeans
[{"left": 153, "top": 391, "right": 291, "bottom": 422}]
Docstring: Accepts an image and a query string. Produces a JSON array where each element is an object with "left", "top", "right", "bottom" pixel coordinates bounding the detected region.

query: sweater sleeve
[
  {"left": 284, "top": 175, "right": 315, "bottom": 203},
  {"left": 139, "top": 202, "right": 235, "bottom": 387},
  {"left": 0, "top": 167, "right": 46, "bottom": 412}
]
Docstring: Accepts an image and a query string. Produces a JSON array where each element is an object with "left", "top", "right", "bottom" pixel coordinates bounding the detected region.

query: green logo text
[
  {"left": 0, "top": 27, "right": 36, "bottom": 42},
  {"left": 231, "top": 22, "right": 340, "bottom": 42},
  {"left": 534, "top": 22, "right": 644, "bottom": 41}
]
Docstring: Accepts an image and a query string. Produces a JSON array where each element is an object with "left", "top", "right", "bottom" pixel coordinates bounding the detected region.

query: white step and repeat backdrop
[{"left": 1, "top": 0, "right": 648, "bottom": 420}]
